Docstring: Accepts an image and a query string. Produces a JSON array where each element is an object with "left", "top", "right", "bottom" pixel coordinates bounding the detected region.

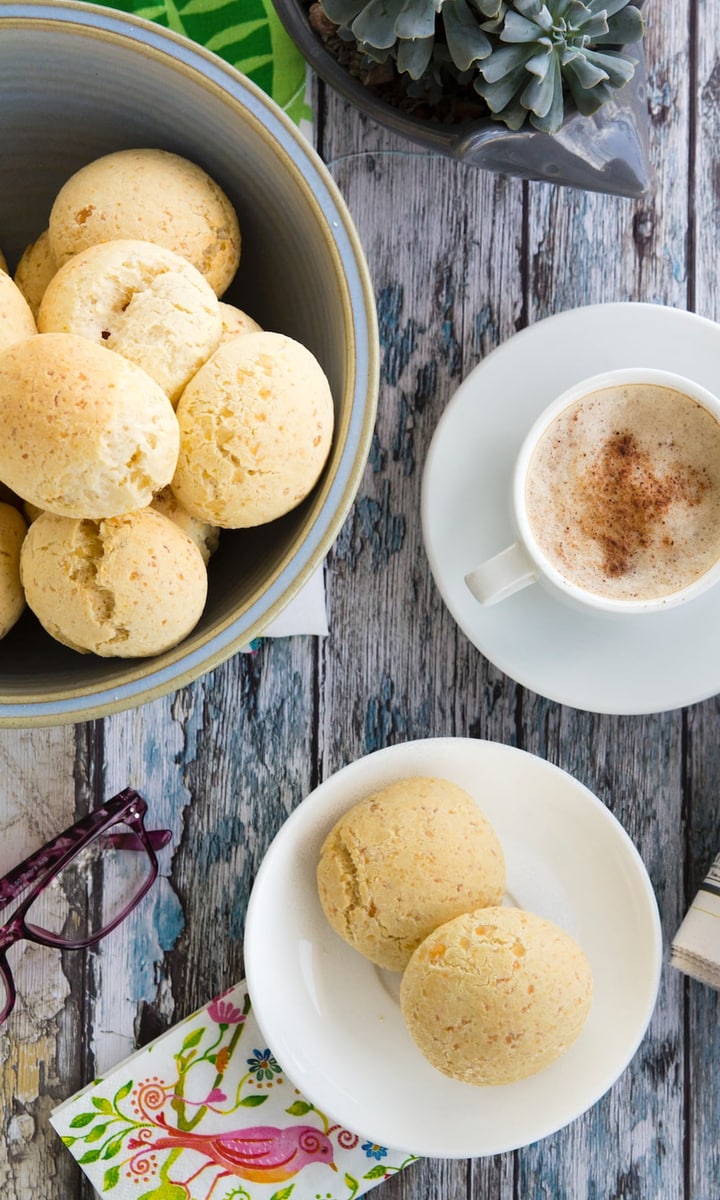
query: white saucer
[
  {"left": 421, "top": 302, "right": 720, "bottom": 714},
  {"left": 244, "top": 738, "right": 662, "bottom": 1159}
]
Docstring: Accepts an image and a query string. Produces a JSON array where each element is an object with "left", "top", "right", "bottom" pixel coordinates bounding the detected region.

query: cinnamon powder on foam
[{"left": 576, "top": 429, "right": 709, "bottom": 577}]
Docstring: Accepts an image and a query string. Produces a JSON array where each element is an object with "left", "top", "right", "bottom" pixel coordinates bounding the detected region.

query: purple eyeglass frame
[{"left": 0, "top": 788, "right": 171, "bottom": 1026}]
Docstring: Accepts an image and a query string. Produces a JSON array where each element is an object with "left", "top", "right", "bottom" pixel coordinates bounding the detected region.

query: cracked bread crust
[
  {"left": 171, "top": 331, "right": 334, "bottom": 528},
  {"left": 20, "top": 508, "right": 207, "bottom": 657},
  {"left": 316, "top": 777, "right": 506, "bottom": 972},
  {"left": 38, "top": 239, "right": 222, "bottom": 406},
  {"left": 400, "top": 906, "right": 593, "bottom": 1085}
]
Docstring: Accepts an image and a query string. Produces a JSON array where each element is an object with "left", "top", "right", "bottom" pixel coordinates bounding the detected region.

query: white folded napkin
[
  {"left": 260, "top": 565, "right": 329, "bottom": 638},
  {"left": 671, "top": 853, "right": 720, "bottom": 988}
]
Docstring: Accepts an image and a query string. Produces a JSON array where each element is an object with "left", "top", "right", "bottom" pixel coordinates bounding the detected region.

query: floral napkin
[{"left": 51, "top": 981, "right": 416, "bottom": 1200}]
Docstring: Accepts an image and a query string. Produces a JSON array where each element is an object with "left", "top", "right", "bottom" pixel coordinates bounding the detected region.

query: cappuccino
[{"left": 525, "top": 382, "right": 720, "bottom": 601}]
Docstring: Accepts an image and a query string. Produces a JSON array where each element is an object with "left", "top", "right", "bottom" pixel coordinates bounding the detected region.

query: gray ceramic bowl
[{"left": 0, "top": 0, "right": 378, "bottom": 726}]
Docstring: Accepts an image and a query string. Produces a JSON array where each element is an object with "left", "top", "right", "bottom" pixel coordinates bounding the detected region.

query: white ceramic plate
[
  {"left": 244, "top": 737, "right": 662, "bottom": 1158},
  {"left": 421, "top": 302, "right": 720, "bottom": 714}
]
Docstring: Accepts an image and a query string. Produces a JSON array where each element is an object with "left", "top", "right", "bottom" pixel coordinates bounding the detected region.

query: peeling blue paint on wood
[
  {"left": 436, "top": 266, "right": 462, "bottom": 377},
  {"left": 377, "top": 283, "right": 417, "bottom": 386},
  {"left": 413, "top": 358, "right": 438, "bottom": 409},
  {"left": 368, "top": 430, "right": 387, "bottom": 474},
  {"left": 352, "top": 485, "right": 406, "bottom": 572},
  {"left": 121, "top": 880, "right": 184, "bottom": 1007},
  {"left": 155, "top": 884, "right": 186, "bottom": 954},
  {"left": 332, "top": 480, "right": 406, "bottom": 573},
  {"left": 363, "top": 675, "right": 435, "bottom": 755},
  {"left": 364, "top": 674, "right": 407, "bottom": 753},
  {"left": 391, "top": 392, "right": 416, "bottom": 477},
  {"left": 472, "top": 305, "right": 501, "bottom": 357}
]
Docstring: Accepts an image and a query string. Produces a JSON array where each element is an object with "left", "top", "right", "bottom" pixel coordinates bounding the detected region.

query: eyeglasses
[{"left": 0, "top": 788, "right": 171, "bottom": 1026}]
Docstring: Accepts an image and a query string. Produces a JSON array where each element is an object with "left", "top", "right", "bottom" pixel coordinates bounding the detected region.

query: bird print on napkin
[
  {"left": 141, "top": 1117, "right": 337, "bottom": 1184},
  {"left": 50, "top": 983, "right": 416, "bottom": 1200}
]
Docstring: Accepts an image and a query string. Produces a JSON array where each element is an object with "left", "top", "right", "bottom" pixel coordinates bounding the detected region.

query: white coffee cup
[{"left": 464, "top": 367, "right": 720, "bottom": 615}]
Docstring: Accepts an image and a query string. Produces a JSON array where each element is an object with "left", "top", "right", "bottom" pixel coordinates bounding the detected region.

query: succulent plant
[
  {"left": 318, "top": 0, "right": 643, "bottom": 134},
  {"left": 475, "top": 0, "right": 644, "bottom": 133},
  {"left": 321, "top": 0, "right": 501, "bottom": 80}
]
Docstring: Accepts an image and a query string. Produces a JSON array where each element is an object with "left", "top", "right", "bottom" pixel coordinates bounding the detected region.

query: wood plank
[
  {"left": 316, "top": 89, "right": 526, "bottom": 1200},
  {"left": 517, "top": 711, "right": 685, "bottom": 1200},
  {"left": 0, "top": 726, "right": 80, "bottom": 1199},
  {"left": 683, "top": 698, "right": 720, "bottom": 1200},
  {"left": 516, "top": 0, "right": 692, "bottom": 1192},
  {"left": 317, "top": 111, "right": 525, "bottom": 769},
  {"left": 691, "top": 35, "right": 720, "bottom": 1197},
  {"left": 96, "top": 635, "right": 319, "bottom": 1046}
]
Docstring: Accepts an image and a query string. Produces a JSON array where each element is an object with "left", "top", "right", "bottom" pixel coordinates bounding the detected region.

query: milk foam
[{"left": 525, "top": 384, "right": 720, "bottom": 601}]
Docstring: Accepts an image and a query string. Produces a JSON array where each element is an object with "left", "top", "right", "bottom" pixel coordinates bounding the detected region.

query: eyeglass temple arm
[
  {"left": 104, "top": 830, "right": 172, "bottom": 852},
  {"left": 0, "top": 792, "right": 171, "bottom": 910}
]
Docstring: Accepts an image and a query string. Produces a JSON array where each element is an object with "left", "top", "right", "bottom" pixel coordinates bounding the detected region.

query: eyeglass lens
[
  {"left": 0, "top": 962, "right": 13, "bottom": 1023},
  {"left": 23, "top": 824, "right": 154, "bottom": 943}
]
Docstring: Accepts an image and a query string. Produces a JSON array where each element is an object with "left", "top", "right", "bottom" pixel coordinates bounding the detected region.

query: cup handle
[{"left": 464, "top": 543, "right": 538, "bottom": 605}]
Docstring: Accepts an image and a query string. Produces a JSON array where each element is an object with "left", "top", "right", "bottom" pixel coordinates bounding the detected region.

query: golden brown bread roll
[
  {"left": 400, "top": 906, "right": 593, "bottom": 1085},
  {"left": 48, "top": 148, "right": 241, "bottom": 296},
  {"left": 172, "top": 331, "right": 334, "bottom": 528},
  {"left": 0, "top": 332, "right": 179, "bottom": 518},
  {"left": 317, "top": 777, "right": 506, "bottom": 971},
  {"left": 20, "top": 508, "right": 207, "bottom": 657}
]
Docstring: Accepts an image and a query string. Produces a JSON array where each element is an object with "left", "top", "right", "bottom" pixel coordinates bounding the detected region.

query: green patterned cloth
[{"left": 102, "top": 0, "right": 311, "bottom": 127}]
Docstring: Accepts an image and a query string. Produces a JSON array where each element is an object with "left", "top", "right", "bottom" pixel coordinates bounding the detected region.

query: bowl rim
[{"left": 0, "top": 0, "right": 379, "bottom": 726}]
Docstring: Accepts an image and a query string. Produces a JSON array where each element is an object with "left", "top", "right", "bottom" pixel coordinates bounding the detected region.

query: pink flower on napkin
[{"left": 208, "top": 996, "right": 246, "bottom": 1026}]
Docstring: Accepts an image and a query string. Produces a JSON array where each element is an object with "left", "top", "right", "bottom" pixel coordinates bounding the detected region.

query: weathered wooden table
[{"left": 2, "top": 2, "right": 720, "bottom": 1196}]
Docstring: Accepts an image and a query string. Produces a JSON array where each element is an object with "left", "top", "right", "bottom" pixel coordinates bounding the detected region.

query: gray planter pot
[{"left": 273, "top": 0, "right": 650, "bottom": 198}]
